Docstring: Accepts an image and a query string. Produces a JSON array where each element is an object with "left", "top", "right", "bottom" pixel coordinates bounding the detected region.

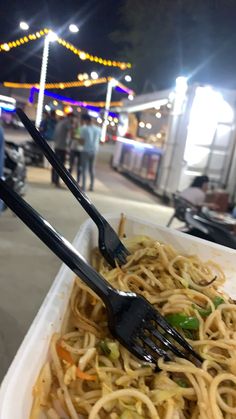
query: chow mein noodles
[{"left": 30, "top": 218, "right": 236, "bottom": 419}]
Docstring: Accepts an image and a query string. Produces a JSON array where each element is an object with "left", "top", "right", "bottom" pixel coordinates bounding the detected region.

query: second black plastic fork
[{"left": 16, "top": 108, "right": 129, "bottom": 267}]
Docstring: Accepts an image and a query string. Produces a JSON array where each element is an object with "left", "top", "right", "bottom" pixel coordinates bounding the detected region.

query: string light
[
  {"left": 0, "top": 27, "right": 132, "bottom": 69},
  {"left": 3, "top": 78, "right": 135, "bottom": 95},
  {"left": 3, "top": 78, "right": 107, "bottom": 89},
  {"left": 79, "top": 52, "right": 86, "bottom": 60},
  {"left": 91, "top": 71, "right": 98, "bottom": 80},
  {"left": 0, "top": 28, "right": 48, "bottom": 52},
  {"left": 156, "top": 112, "right": 162, "bottom": 118},
  {"left": 139, "top": 121, "right": 145, "bottom": 128},
  {"left": 146, "top": 123, "right": 152, "bottom": 129},
  {"left": 2, "top": 43, "right": 10, "bottom": 51},
  {"left": 29, "top": 86, "right": 123, "bottom": 109},
  {"left": 55, "top": 109, "right": 64, "bottom": 116},
  {"left": 64, "top": 105, "right": 73, "bottom": 114}
]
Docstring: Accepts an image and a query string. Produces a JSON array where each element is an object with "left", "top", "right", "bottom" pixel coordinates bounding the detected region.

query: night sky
[
  {"left": 0, "top": 0, "right": 127, "bottom": 102},
  {"left": 2, "top": 0, "right": 236, "bottom": 105}
]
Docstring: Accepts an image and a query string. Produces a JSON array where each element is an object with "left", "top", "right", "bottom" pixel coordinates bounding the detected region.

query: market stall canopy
[{"left": 113, "top": 89, "right": 171, "bottom": 113}]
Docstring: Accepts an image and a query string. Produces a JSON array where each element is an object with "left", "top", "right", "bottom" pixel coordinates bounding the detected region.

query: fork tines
[
  {"left": 114, "top": 242, "right": 130, "bottom": 266},
  {"left": 138, "top": 308, "right": 203, "bottom": 365}
]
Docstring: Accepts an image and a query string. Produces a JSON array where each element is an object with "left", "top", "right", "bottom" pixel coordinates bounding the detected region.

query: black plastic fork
[
  {"left": 0, "top": 178, "right": 202, "bottom": 366},
  {"left": 16, "top": 108, "right": 129, "bottom": 268}
]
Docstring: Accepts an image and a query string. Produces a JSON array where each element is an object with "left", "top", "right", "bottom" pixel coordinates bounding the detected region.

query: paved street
[{"left": 0, "top": 140, "right": 173, "bottom": 381}]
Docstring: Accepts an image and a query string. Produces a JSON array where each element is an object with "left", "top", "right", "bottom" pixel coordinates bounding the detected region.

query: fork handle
[
  {"left": 0, "top": 178, "right": 113, "bottom": 303},
  {"left": 16, "top": 108, "right": 107, "bottom": 231}
]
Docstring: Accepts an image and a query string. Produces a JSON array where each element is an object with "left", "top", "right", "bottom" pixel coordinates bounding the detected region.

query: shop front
[{"left": 112, "top": 78, "right": 236, "bottom": 204}]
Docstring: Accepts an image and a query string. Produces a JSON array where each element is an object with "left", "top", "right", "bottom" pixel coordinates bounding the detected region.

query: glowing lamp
[
  {"left": 79, "top": 52, "right": 86, "bottom": 60},
  {"left": 124, "top": 75, "right": 132, "bottom": 82},
  {"left": 19, "top": 21, "right": 29, "bottom": 31},
  {"left": 91, "top": 71, "right": 98, "bottom": 80},
  {"left": 64, "top": 105, "right": 73, "bottom": 114},
  {"left": 69, "top": 24, "right": 79, "bottom": 33}
]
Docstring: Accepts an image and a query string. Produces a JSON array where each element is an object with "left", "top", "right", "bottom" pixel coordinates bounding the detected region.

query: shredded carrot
[
  {"left": 56, "top": 343, "right": 96, "bottom": 381},
  {"left": 76, "top": 367, "right": 96, "bottom": 381},
  {"left": 56, "top": 343, "right": 74, "bottom": 365}
]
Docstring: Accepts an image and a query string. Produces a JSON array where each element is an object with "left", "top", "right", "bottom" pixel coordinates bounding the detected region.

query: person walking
[
  {"left": 69, "top": 117, "right": 82, "bottom": 183},
  {"left": 80, "top": 114, "right": 101, "bottom": 191},
  {"left": 52, "top": 113, "right": 74, "bottom": 187},
  {"left": 40, "top": 110, "right": 57, "bottom": 143},
  {"left": 40, "top": 110, "right": 57, "bottom": 168},
  {"left": 0, "top": 125, "right": 5, "bottom": 213}
]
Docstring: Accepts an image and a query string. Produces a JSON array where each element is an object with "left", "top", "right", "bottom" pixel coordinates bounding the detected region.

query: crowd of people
[{"left": 40, "top": 111, "right": 101, "bottom": 192}]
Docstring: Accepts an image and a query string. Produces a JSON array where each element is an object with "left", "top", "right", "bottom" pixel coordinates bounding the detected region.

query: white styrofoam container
[{"left": 1, "top": 215, "right": 236, "bottom": 419}]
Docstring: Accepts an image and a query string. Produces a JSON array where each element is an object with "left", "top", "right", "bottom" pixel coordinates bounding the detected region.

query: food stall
[
  {"left": 112, "top": 78, "right": 236, "bottom": 203},
  {"left": 112, "top": 89, "right": 171, "bottom": 188}
]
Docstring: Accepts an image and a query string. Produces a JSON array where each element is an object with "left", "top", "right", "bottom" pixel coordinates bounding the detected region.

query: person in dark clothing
[
  {"left": 40, "top": 110, "right": 56, "bottom": 143},
  {"left": 52, "top": 113, "right": 74, "bottom": 187},
  {"left": 69, "top": 117, "right": 82, "bottom": 183},
  {"left": 40, "top": 110, "right": 57, "bottom": 168},
  {"left": 80, "top": 114, "right": 101, "bottom": 191}
]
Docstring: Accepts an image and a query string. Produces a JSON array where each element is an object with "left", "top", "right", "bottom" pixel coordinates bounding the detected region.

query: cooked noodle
[{"left": 30, "top": 230, "right": 236, "bottom": 419}]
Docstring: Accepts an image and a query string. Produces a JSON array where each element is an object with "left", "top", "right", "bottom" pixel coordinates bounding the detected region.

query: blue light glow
[
  {"left": 115, "top": 85, "right": 128, "bottom": 94},
  {"left": 29, "top": 87, "right": 118, "bottom": 116},
  {"left": 0, "top": 102, "right": 15, "bottom": 111}
]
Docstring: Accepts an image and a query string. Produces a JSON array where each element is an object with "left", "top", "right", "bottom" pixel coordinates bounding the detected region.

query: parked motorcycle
[
  {"left": 3, "top": 141, "right": 27, "bottom": 198},
  {"left": 167, "top": 194, "right": 236, "bottom": 249},
  {"left": 23, "top": 140, "right": 44, "bottom": 167}
]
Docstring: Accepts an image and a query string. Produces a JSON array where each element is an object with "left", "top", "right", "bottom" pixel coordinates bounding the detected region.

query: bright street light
[
  {"left": 35, "top": 27, "right": 76, "bottom": 128},
  {"left": 101, "top": 79, "right": 115, "bottom": 142},
  {"left": 124, "top": 75, "right": 132, "bottom": 82},
  {"left": 175, "top": 76, "right": 188, "bottom": 94},
  {"left": 36, "top": 31, "right": 58, "bottom": 127},
  {"left": 91, "top": 71, "right": 98, "bottom": 80},
  {"left": 69, "top": 24, "right": 79, "bottom": 33},
  {"left": 19, "top": 21, "right": 29, "bottom": 31},
  {"left": 47, "top": 31, "right": 58, "bottom": 42}
]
